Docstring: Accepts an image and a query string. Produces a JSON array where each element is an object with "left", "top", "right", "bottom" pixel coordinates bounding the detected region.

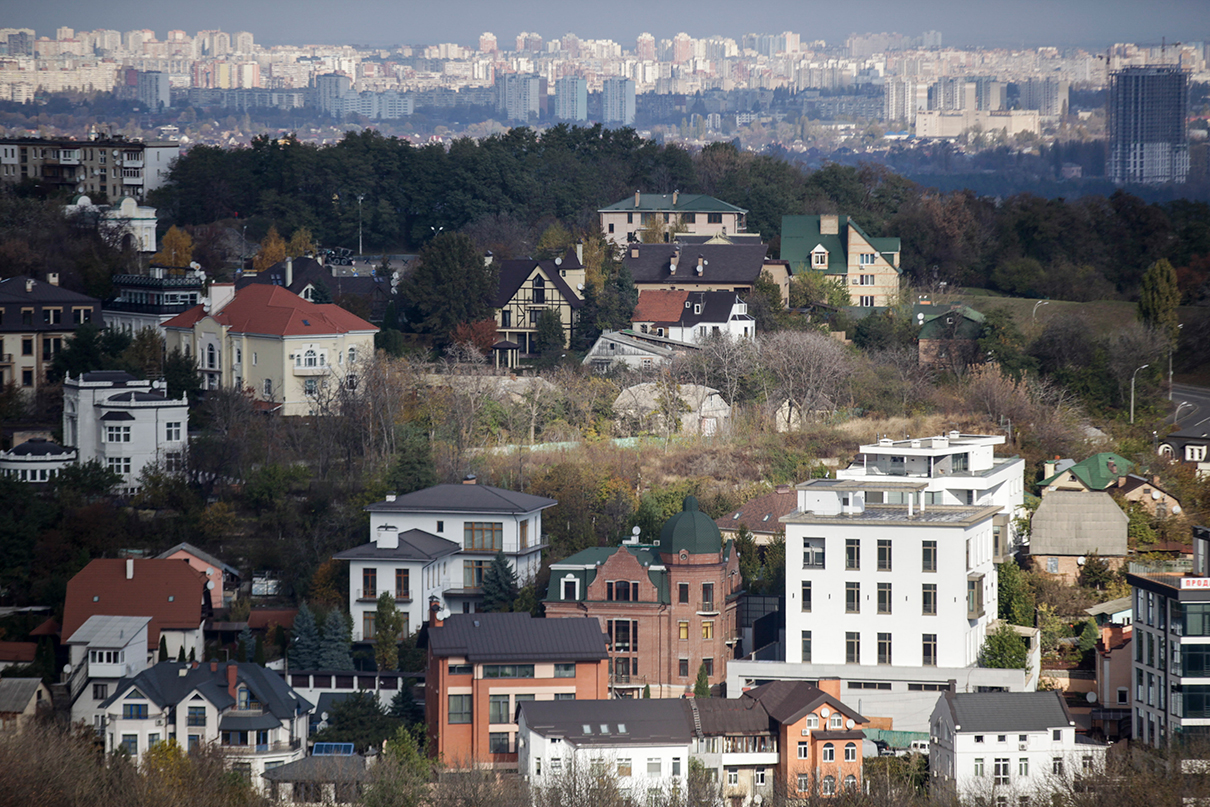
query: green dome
[{"left": 659, "top": 496, "right": 722, "bottom": 557}]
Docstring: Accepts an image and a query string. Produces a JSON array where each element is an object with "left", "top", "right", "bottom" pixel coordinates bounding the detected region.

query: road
[{"left": 1171, "top": 383, "right": 1210, "bottom": 433}]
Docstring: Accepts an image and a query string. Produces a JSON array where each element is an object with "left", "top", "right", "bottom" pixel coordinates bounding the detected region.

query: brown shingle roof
[
  {"left": 632, "top": 289, "right": 690, "bottom": 323},
  {"left": 62, "top": 559, "right": 208, "bottom": 650},
  {"left": 717, "top": 486, "right": 799, "bottom": 536}
]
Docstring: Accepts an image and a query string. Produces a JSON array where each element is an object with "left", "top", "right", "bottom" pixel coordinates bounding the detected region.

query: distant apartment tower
[
  {"left": 636, "top": 33, "right": 656, "bottom": 61},
  {"left": 554, "top": 77, "right": 587, "bottom": 121},
  {"left": 884, "top": 78, "right": 928, "bottom": 124},
  {"left": 1108, "top": 65, "right": 1189, "bottom": 184},
  {"left": 479, "top": 32, "right": 497, "bottom": 53},
  {"left": 315, "top": 73, "right": 352, "bottom": 118},
  {"left": 136, "top": 71, "right": 169, "bottom": 110},
  {"left": 1019, "top": 78, "right": 1069, "bottom": 117},
  {"left": 496, "top": 74, "right": 545, "bottom": 122},
  {"left": 602, "top": 77, "right": 636, "bottom": 127}
]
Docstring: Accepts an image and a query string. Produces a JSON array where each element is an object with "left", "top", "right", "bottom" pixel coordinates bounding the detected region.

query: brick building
[{"left": 545, "top": 496, "right": 742, "bottom": 697}]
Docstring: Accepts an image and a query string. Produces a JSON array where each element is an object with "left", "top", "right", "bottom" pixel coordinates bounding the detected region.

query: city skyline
[{"left": 8, "top": 0, "right": 1210, "bottom": 50}]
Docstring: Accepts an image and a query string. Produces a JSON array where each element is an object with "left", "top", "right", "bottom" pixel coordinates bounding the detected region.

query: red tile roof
[
  {"left": 28, "top": 618, "right": 59, "bottom": 637},
  {"left": 63, "top": 559, "right": 208, "bottom": 649},
  {"left": 632, "top": 289, "right": 690, "bottom": 324},
  {"left": 716, "top": 485, "right": 800, "bottom": 536},
  {"left": 162, "top": 284, "right": 376, "bottom": 337},
  {"left": 0, "top": 642, "right": 36, "bottom": 663}
]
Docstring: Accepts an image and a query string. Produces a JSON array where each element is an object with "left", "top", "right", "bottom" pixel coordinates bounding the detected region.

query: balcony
[
  {"left": 0, "top": 354, "right": 11, "bottom": 365},
  {"left": 105, "top": 300, "right": 197, "bottom": 316},
  {"left": 395, "top": 590, "right": 411, "bottom": 602},
  {"left": 293, "top": 364, "right": 329, "bottom": 376},
  {"left": 698, "top": 601, "right": 718, "bottom": 614},
  {"left": 356, "top": 589, "right": 378, "bottom": 602},
  {"left": 611, "top": 674, "right": 648, "bottom": 687},
  {"left": 223, "top": 739, "right": 300, "bottom": 755}
]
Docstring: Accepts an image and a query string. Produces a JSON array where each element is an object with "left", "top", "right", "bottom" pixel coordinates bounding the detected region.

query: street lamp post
[
  {"left": 1032, "top": 300, "right": 1049, "bottom": 322},
  {"left": 1169, "top": 323, "right": 1184, "bottom": 401},
  {"left": 357, "top": 194, "right": 365, "bottom": 258},
  {"left": 1131, "top": 363, "right": 1150, "bottom": 425}
]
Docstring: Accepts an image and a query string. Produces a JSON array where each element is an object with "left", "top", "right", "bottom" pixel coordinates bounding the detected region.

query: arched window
[
  {"left": 822, "top": 743, "right": 834, "bottom": 762},
  {"left": 318, "top": 352, "right": 326, "bottom": 366},
  {"left": 206, "top": 343, "right": 216, "bottom": 369},
  {"left": 348, "top": 347, "right": 357, "bottom": 365},
  {"left": 844, "top": 775, "right": 857, "bottom": 791},
  {"left": 830, "top": 714, "right": 844, "bottom": 729},
  {"left": 822, "top": 776, "right": 835, "bottom": 795},
  {"left": 844, "top": 742, "right": 857, "bottom": 762},
  {"left": 304, "top": 349, "right": 317, "bottom": 368}
]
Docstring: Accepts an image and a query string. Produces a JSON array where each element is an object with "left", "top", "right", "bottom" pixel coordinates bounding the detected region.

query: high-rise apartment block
[
  {"left": 495, "top": 74, "right": 545, "bottom": 122},
  {"left": 602, "top": 77, "right": 635, "bottom": 127},
  {"left": 1019, "top": 78, "right": 1069, "bottom": 117},
  {"left": 1108, "top": 65, "right": 1189, "bottom": 184},
  {"left": 136, "top": 70, "right": 169, "bottom": 110},
  {"left": 553, "top": 76, "right": 587, "bottom": 121}
]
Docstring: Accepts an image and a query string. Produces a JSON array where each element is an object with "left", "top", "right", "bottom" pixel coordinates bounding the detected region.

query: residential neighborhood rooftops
[
  {"left": 694, "top": 696, "right": 775, "bottom": 735},
  {"left": 62, "top": 559, "right": 209, "bottom": 649},
  {"left": 261, "top": 754, "right": 370, "bottom": 784},
  {"left": 162, "top": 283, "right": 376, "bottom": 336},
  {"left": 155, "top": 542, "right": 239, "bottom": 577},
  {"left": 716, "top": 485, "right": 799, "bottom": 536},
  {"left": 623, "top": 242, "right": 777, "bottom": 286},
  {"left": 742, "top": 679, "right": 867, "bottom": 727},
  {"left": 1040, "top": 452, "right": 1134, "bottom": 491},
  {"left": 427, "top": 613, "right": 607, "bottom": 663},
  {"left": 64, "top": 614, "right": 151, "bottom": 648},
  {"left": 333, "top": 529, "right": 460, "bottom": 562},
  {"left": 940, "top": 690, "right": 1073, "bottom": 733},
  {"left": 632, "top": 289, "right": 749, "bottom": 328},
  {"left": 519, "top": 698, "right": 693, "bottom": 745},
  {"left": 100, "top": 661, "right": 312, "bottom": 718},
  {"left": 364, "top": 483, "right": 556, "bottom": 515},
  {"left": 0, "top": 678, "right": 43, "bottom": 713},
  {"left": 599, "top": 192, "right": 746, "bottom": 214}
]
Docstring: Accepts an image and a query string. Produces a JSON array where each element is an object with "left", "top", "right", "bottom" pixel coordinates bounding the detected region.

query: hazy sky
[{"left": 9, "top": 0, "right": 1209, "bottom": 50}]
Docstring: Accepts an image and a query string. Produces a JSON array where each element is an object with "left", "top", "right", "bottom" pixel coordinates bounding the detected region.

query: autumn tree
[
  {"left": 449, "top": 319, "right": 498, "bottom": 356},
  {"left": 535, "top": 221, "right": 575, "bottom": 259},
  {"left": 253, "top": 226, "right": 287, "bottom": 272},
  {"left": 286, "top": 226, "right": 316, "bottom": 258},
  {"left": 151, "top": 225, "right": 193, "bottom": 267}
]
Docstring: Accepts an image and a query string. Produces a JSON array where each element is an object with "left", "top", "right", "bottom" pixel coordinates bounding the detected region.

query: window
[
  {"left": 501, "top": 310, "right": 511, "bottom": 328},
  {"left": 187, "top": 706, "right": 206, "bottom": 726},
  {"left": 727, "top": 768, "right": 738, "bottom": 786},
  {"left": 166, "top": 422, "right": 181, "bottom": 442},
  {"left": 519, "top": 519, "right": 529, "bottom": 549},
  {"left": 363, "top": 612, "right": 375, "bottom": 640},
  {"left": 489, "top": 694, "right": 510, "bottom": 723},
  {"left": 877, "top": 633, "right": 892, "bottom": 664},
  {"left": 106, "top": 425, "right": 131, "bottom": 443},
  {"left": 967, "top": 578, "right": 984, "bottom": 618},
  {"left": 923, "top": 584, "right": 937, "bottom": 615},
  {"left": 801, "top": 581, "right": 811, "bottom": 611},
  {"left": 679, "top": 658, "right": 689, "bottom": 677},
  {"left": 801, "top": 631, "right": 812, "bottom": 663},
  {"left": 994, "top": 758, "right": 1010, "bottom": 786},
  {"left": 922, "top": 541, "right": 937, "bottom": 572},
  {"left": 679, "top": 621, "right": 689, "bottom": 640},
  {"left": 846, "top": 632, "right": 860, "bottom": 663},
  {"left": 447, "top": 664, "right": 472, "bottom": 675},
  {"left": 974, "top": 758, "right": 984, "bottom": 777},
  {"left": 877, "top": 539, "right": 892, "bottom": 570},
  {"left": 701, "top": 583, "right": 714, "bottom": 610},
  {"left": 263, "top": 378, "right": 272, "bottom": 397},
  {"left": 1019, "top": 758, "right": 1029, "bottom": 777},
  {"left": 798, "top": 774, "right": 810, "bottom": 792},
  {"left": 483, "top": 664, "right": 535, "bottom": 678},
  {"left": 464, "top": 522, "right": 503, "bottom": 551},
  {"left": 123, "top": 703, "right": 148, "bottom": 720},
  {"left": 877, "top": 583, "right": 892, "bottom": 614},
  {"left": 396, "top": 568, "right": 409, "bottom": 599},
  {"left": 707, "top": 213, "right": 723, "bottom": 224},
  {"left": 107, "top": 457, "right": 132, "bottom": 475},
  {"left": 448, "top": 694, "right": 472, "bottom": 723},
  {"left": 679, "top": 583, "right": 689, "bottom": 604},
  {"left": 822, "top": 743, "right": 835, "bottom": 762},
  {"left": 464, "top": 559, "right": 490, "bottom": 588},
  {"left": 21, "top": 369, "right": 32, "bottom": 387},
  {"left": 121, "top": 735, "right": 138, "bottom": 755},
  {"left": 1051, "top": 758, "right": 1063, "bottom": 775},
  {"left": 845, "top": 538, "right": 860, "bottom": 570},
  {"left": 554, "top": 663, "right": 575, "bottom": 678},
  {"left": 647, "top": 759, "right": 661, "bottom": 777},
  {"left": 860, "top": 253, "right": 876, "bottom": 265},
  {"left": 703, "top": 658, "right": 714, "bottom": 676},
  {"left": 813, "top": 250, "right": 827, "bottom": 267},
  {"left": 923, "top": 634, "right": 937, "bottom": 666},
  {"left": 702, "top": 621, "right": 714, "bottom": 640},
  {"left": 859, "top": 295, "right": 875, "bottom": 307},
  {"left": 846, "top": 582, "right": 860, "bottom": 613},
  {"left": 803, "top": 537, "right": 825, "bottom": 568},
  {"left": 755, "top": 769, "right": 766, "bottom": 786},
  {"left": 1046, "top": 557, "right": 1059, "bottom": 574},
  {"left": 305, "top": 378, "right": 318, "bottom": 396},
  {"left": 363, "top": 569, "right": 377, "bottom": 598},
  {"left": 860, "top": 274, "right": 875, "bottom": 285},
  {"left": 489, "top": 732, "right": 510, "bottom": 754},
  {"left": 806, "top": 714, "right": 819, "bottom": 729},
  {"left": 798, "top": 741, "right": 810, "bottom": 759},
  {"left": 21, "top": 337, "right": 32, "bottom": 356},
  {"left": 93, "top": 684, "right": 108, "bottom": 700},
  {"left": 844, "top": 742, "right": 857, "bottom": 762},
  {"left": 618, "top": 759, "right": 633, "bottom": 777}
]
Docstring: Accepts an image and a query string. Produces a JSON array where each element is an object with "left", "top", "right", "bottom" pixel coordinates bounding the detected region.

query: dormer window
[{"left": 812, "top": 246, "right": 828, "bottom": 268}]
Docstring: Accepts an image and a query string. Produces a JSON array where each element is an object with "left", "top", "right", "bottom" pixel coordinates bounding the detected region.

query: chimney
[
  {"left": 484, "top": 251, "right": 493, "bottom": 267},
  {"left": 25, "top": 279, "right": 34, "bottom": 293},
  {"left": 48, "top": 272, "right": 59, "bottom": 286},
  {"left": 634, "top": 190, "right": 641, "bottom": 208},
  {"left": 776, "top": 484, "right": 791, "bottom": 494},
  {"left": 669, "top": 256, "right": 677, "bottom": 276},
  {"left": 630, "top": 245, "right": 640, "bottom": 259},
  {"left": 462, "top": 474, "right": 477, "bottom": 485},
  {"left": 377, "top": 525, "right": 399, "bottom": 550},
  {"left": 696, "top": 256, "right": 705, "bottom": 275},
  {"left": 672, "top": 189, "right": 679, "bottom": 206},
  {"left": 126, "top": 558, "right": 134, "bottom": 580},
  {"left": 429, "top": 597, "right": 443, "bottom": 628},
  {"left": 227, "top": 663, "right": 238, "bottom": 701},
  {"left": 820, "top": 214, "right": 839, "bottom": 235},
  {"left": 210, "top": 661, "right": 218, "bottom": 673},
  {"left": 385, "top": 492, "right": 397, "bottom": 503},
  {"left": 285, "top": 257, "right": 293, "bottom": 288},
  {"left": 816, "top": 676, "right": 841, "bottom": 699},
  {"left": 575, "top": 241, "right": 583, "bottom": 265}
]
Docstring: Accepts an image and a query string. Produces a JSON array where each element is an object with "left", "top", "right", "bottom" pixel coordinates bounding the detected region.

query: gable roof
[
  {"left": 918, "top": 304, "right": 986, "bottom": 340},
  {"left": 519, "top": 698, "right": 693, "bottom": 746},
  {"left": 632, "top": 289, "right": 747, "bottom": 328},
  {"left": 693, "top": 696, "right": 776, "bottom": 735},
  {"left": 742, "top": 679, "right": 867, "bottom": 726},
  {"left": 155, "top": 542, "right": 239, "bottom": 577},
  {"left": 624, "top": 243, "right": 775, "bottom": 287},
  {"left": 364, "top": 484, "right": 556, "bottom": 515},
  {"left": 333, "top": 529, "right": 461, "bottom": 562},
  {"left": 1040, "top": 452, "right": 1133, "bottom": 490},
  {"left": 101, "top": 661, "right": 312, "bottom": 719},
  {"left": 599, "top": 192, "right": 746, "bottom": 215},
  {"left": 161, "top": 283, "right": 376, "bottom": 337},
  {"left": 779, "top": 215, "right": 902, "bottom": 274},
  {"left": 1029, "top": 491, "right": 1129, "bottom": 557},
  {"left": 428, "top": 613, "right": 607, "bottom": 663},
  {"left": 491, "top": 253, "right": 584, "bottom": 310},
  {"left": 0, "top": 678, "right": 42, "bottom": 713},
  {"left": 941, "top": 690, "right": 1072, "bottom": 733},
  {"left": 64, "top": 615, "right": 151, "bottom": 648},
  {"left": 717, "top": 485, "right": 799, "bottom": 536},
  {"left": 545, "top": 543, "right": 669, "bottom": 604},
  {"left": 0, "top": 276, "right": 101, "bottom": 305},
  {"left": 63, "top": 559, "right": 208, "bottom": 649},
  {"left": 0, "top": 641, "right": 36, "bottom": 663},
  {"left": 261, "top": 754, "right": 370, "bottom": 784}
]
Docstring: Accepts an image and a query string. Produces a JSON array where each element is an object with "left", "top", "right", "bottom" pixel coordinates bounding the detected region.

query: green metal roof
[
  {"left": 1040, "top": 452, "right": 1134, "bottom": 491},
  {"left": 599, "top": 192, "right": 747, "bottom": 215},
  {"left": 779, "top": 215, "right": 902, "bottom": 276},
  {"left": 659, "top": 496, "right": 723, "bottom": 557},
  {"left": 917, "top": 304, "right": 986, "bottom": 340},
  {"left": 545, "top": 545, "right": 670, "bottom": 604}
]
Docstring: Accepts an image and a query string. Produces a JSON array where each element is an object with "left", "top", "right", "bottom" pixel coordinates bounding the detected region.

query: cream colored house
[
  {"left": 779, "top": 215, "right": 903, "bottom": 308},
  {"left": 491, "top": 250, "right": 584, "bottom": 356},
  {"left": 598, "top": 190, "right": 748, "bottom": 246},
  {"left": 162, "top": 284, "right": 377, "bottom": 416}
]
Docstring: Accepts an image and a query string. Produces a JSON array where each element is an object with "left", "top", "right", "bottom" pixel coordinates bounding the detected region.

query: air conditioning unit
[
  {"left": 155, "top": 717, "right": 165, "bottom": 726},
  {"left": 801, "top": 728, "right": 811, "bottom": 736},
  {"left": 1018, "top": 743, "right": 1028, "bottom": 750}
]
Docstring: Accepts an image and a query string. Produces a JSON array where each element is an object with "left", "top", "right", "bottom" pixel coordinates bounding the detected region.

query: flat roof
[
  {"left": 796, "top": 479, "right": 928, "bottom": 492},
  {"left": 783, "top": 504, "right": 1003, "bottom": 527}
]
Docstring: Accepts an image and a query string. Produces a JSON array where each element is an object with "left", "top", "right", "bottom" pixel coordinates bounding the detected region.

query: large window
[
  {"left": 846, "top": 582, "right": 860, "bottom": 613},
  {"left": 1186, "top": 604, "right": 1210, "bottom": 636},
  {"left": 464, "top": 522, "right": 503, "bottom": 551},
  {"left": 396, "top": 569, "right": 409, "bottom": 599},
  {"left": 1183, "top": 685, "right": 1210, "bottom": 718},
  {"left": 803, "top": 537, "right": 825, "bottom": 568},
  {"left": 822, "top": 743, "right": 835, "bottom": 762},
  {"left": 362, "top": 569, "right": 377, "bottom": 598},
  {"left": 122, "top": 703, "right": 148, "bottom": 720},
  {"left": 923, "top": 584, "right": 938, "bottom": 615},
  {"left": 993, "top": 758, "right": 1010, "bottom": 786},
  {"left": 845, "top": 539, "right": 860, "bottom": 570},
  {"left": 554, "top": 663, "right": 576, "bottom": 678},
  {"left": 702, "top": 621, "right": 714, "bottom": 640},
  {"left": 165, "top": 422, "right": 181, "bottom": 442},
  {"left": 877, "top": 583, "right": 892, "bottom": 614},
  {"left": 483, "top": 664, "right": 535, "bottom": 679},
  {"left": 877, "top": 633, "right": 892, "bottom": 665},
  {"left": 844, "top": 742, "right": 857, "bottom": 762},
  {"left": 448, "top": 694, "right": 472, "bottom": 723},
  {"left": 464, "top": 560, "right": 490, "bottom": 588},
  {"left": 846, "top": 632, "right": 860, "bottom": 664},
  {"left": 922, "top": 541, "right": 937, "bottom": 572},
  {"left": 801, "top": 630, "right": 812, "bottom": 663},
  {"left": 923, "top": 634, "right": 938, "bottom": 666},
  {"left": 106, "top": 425, "right": 131, "bottom": 443},
  {"left": 877, "top": 539, "right": 892, "bottom": 571},
  {"left": 489, "top": 694, "right": 510, "bottom": 723},
  {"left": 489, "top": 732, "right": 510, "bottom": 753}
]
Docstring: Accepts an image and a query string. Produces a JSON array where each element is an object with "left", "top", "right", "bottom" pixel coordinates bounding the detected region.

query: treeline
[{"left": 149, "top": 126, "right": 1210, "bottom": 302}]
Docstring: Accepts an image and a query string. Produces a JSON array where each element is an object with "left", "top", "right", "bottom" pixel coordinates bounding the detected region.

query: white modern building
[
  {"left": 333, "top": 527, "right": 460, "bottom": 641},
  {"left": 602, "top": 77, "right": 635, "bottom": 126},
  {"left": 0, "top": 437, "right": 76, "bottom": 482},
  {"left": 930, "top": 691, "right": 1107, "bottom": 801},
  {"left": 64, "top": 195, "right": 158, "bottom": 253},
  {"left": 554, "top": 76, "right": 587, "bottom": 121},
  {"left": 835, "top": 432, "right": 1026, "bottom": 560},
  {"left": 64, "top": 615, "right": 151, "bottom": 730},
  {"left": 62, "top": 370, "right": 189, "bottom": 493},
  {"left": 359, "top": 480, "right": 555, "bottom": 615}
]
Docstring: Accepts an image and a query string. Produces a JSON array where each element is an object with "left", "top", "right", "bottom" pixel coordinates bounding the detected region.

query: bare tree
[{"left": 758, "top": 331, "right": 855, "bottom": 430}]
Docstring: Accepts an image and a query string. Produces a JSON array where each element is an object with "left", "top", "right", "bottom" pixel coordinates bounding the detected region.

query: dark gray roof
[
  {"left": 491, "top": 250, "right": 584, "bottom": 310},
  {"left": 942, "top": 691, "right": 1073, "bottom": 733},
  {"left": 365, "top": 484, "right": 556, "bottom": 515},
  {"left": 80, "top": 370, "right": 137, "bottom": 384},
  {"left": 624, "top": 242, "right": 776, "bottom": 287},
  {"left": 428, "top": 613, "right": 607, "bottom": 663},
  {"left": 5, "top": 438, "right": 72, "bottom": 457},
  {"left": 155, "top": 543, "right": 240, "bottom": 577},
  {"left": 693, "top": 696, "right": 775, "bottom": 735},
  {"left": 103, "top": 390, "right": 170, "bottom": 403},
  {"left": 333, "top": 529, "right": 460, "bottom": 562},
  {"left": 519, "top": 699, "right": 692, "bottom": 746},
  {"left": 261, "top": 754, "right": 370, "bottom": 783},
  {"left": 100, "top": 411, "right": 135, "bottom": 421},
  {"left": 742, "top": 680, "right": 866, "bottom": 726},
  {"left": 0, "top": 276, "right": 101, "bottom": 304},
  {"left": 100, "top": 661, "right": 312, "bottom": 720},
  {"left": 0, "top": 678, "right": 42, "bottom": 713}
]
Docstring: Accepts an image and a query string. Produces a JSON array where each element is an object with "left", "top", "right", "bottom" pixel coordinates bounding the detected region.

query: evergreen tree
[
  {"left": 1138, "top": 258, "right": 1181, "bottom": 346},
  {"left": 1079, "top": 620, "right": 1099, "bottom": 654},
  {"left": 533, "top": 308, "right": 565, "bottom": 360},
  {"left": 311, "top": 691, "right": 401, "bottom": 752},
  {"left": 188, "top": 646, "right": 196, "bottom": 663},
  {"left": 177, "top": 645, "right": 186, "bottom": 662},
  {"left": 480, "top": 552, "right": 519, "bottom": 613},
  {"left": 159, "top": 635, "right": 169, "bottom": 662},
  {"left": 319, "top": 609, "right": 354, "bottom": 671},
  {"left": 642, "top": 684, "right": 651, "bottom": 699},
  {"left": 997, "top": 561, "right": 1036, "bottom": 626},
  {"left": 384, "top": 425, "right": 438, "bottom": 496},
  {"left": 979, "top": 623, "right": 1029, "bottom": 670},
  {"left": 399, "top": 232, "right": 499, "bottom": 342},
  {"left": 310, "top": 280, "right": 334, "bottom": 304},
  {"left": 734, "top": 527, "right": 762, "bottom": 592},
  {"left": 374, "top": 593, "right": 405, "bottom": 672},
  {"left": 254, "top": 635, "right": 266, "bottom": 666},
  {"left": 388, "top": 685, "right": 424, "bottom": 726},
  {"left": 694, "top": 662, "right": 711, "bottom": 698},
  {"left": 238, "top": 624, "right": 253, "bottom": 663},
  {"left": 291, "top": 602, "right": 321, "bottom": 670}
]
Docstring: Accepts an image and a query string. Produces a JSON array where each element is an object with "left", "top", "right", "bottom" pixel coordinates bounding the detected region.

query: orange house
[
  {"left": 743, "top": 679, "right": 868, "bottom": 797},
  {"left": 424, "top": 606, "right": 608, "bottom": 768}
]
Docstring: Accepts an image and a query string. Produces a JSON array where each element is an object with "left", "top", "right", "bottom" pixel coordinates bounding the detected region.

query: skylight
[
  {"left": 582, "top": 724, "right": 592, "bottom": 734},
  {"left": 617, "top": 724, "right": 628, "bottom": 734}
]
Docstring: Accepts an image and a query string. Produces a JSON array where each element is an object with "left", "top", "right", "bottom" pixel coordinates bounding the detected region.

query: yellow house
[
  {"left": 779, "top": 214, "right": 903, "bottom": 308},
  {"left": 162, "top": 284, "right": 377, "bottom": 416},
  {"left": 491, "top": 250, "right": 585, "bottom": 356}
]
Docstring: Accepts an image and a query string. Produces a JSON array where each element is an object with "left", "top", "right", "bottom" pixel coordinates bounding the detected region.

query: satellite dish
[
  {"left": 846, "top": 718, "right": 855, "bottom": 729},
  {"left": 63, "top": 664, "right": 72, "bottom": 674},
  {"left": 1085, "top": 691, "right": 1097, "bottom": 703},
  {"left": 753, "top": 797, "right": 763, "bottom": 807},
  {"left": 321, "top": 712, "right": 329, "bottom": 721},
  {"left": 820, "top": 707, "right": 831, "bottom": 718},
  {"left": 206, "top": 567, "right": 214, "bottom": 576},
  {"left": 555, "top": 257, "right": 562, "bottom": 266},
  {"left": 578, "top": 283, "right": 585, "bottom": 291},
  {"left": 1152, "top": 490, "right": 1161, "bottom": 501},
  {"left": 1174, "top": 505, "right": 1182, "bottom": 515},
  {"left": 206, "top": 581, "right": 215, "bottom": 590},
  {"left": 632, "top": 526, "right": 641, "bottom": 536},
  {"left": 1077, "top": 556, "right": 1086, "bottom": 566},
  {"left": 438, "top": 608, "right": 451, "bottom": 620}
]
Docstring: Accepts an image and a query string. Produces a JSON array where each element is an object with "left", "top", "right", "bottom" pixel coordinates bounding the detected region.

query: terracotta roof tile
[
  {"left": 632, "top": 290, "right": 689, "bottom": 323},
  {"left": 163, "top": 284, "right": 376, "bottom": 337},
  {"left": 63, "top": 559, "right": 208, "bottom": 649}
]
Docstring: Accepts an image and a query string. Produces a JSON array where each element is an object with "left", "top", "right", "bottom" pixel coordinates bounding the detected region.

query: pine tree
[
  {"left": 1079, "top": 620, "right": 1099, "bottom": 654},
  {"left": 319, "top": 609, "right": 354, "bottom": 671},
  {"left": 374, "top": 593, "right": 405, "bottom": 672},
  {"left": 384, "top": 425, "right": 437, "bottom": 496},
  {"left": 694, "top": 662, "right": 711, "bottom": 698},
  {"left": 177, "top": 645, "right": 186, "bottom": 662},
  {"left": 238, "top": 625, "right": 253, "bottom": 663},
  {"left": 642, "top": 684, "right": 651, "bottom": 699},
  {"left": 291, "top": 602, "right": 321, "bottom": 670},
  {"left": 158, "top": 635, "right": 169, "bottom": 662},
  {"left": 389, "top": 684, "right": 424, "bottom": 727},
  {"left": 480, "top": 552, "right": 519, "bottom": 613},
  {"left": 1138, "top": 258, "right": 1181, "bottom": 346},
  {"left": 310, "top": 280, "right": 334, "bottom": 304},
  {"left": 254, "top": 635, "right": 266, "bottom": 666},
  {"left": 188, "top": 646, "right": 196, "bottom": 663}
]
